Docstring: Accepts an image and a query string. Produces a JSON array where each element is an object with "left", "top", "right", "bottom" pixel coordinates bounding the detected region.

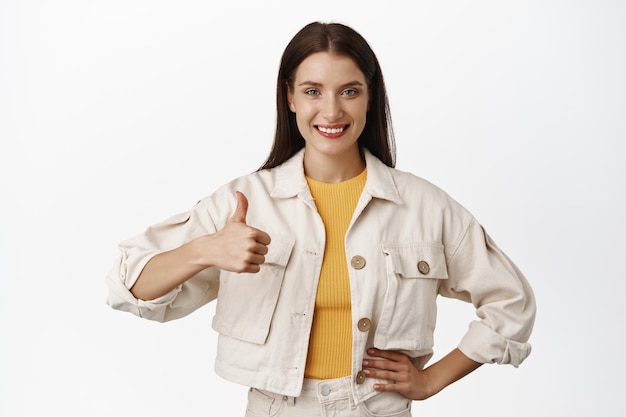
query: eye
[
  {"left": 304, "top": 88, "right": 320, "bottom": 96},
  {"left": 342, "top": 88, "right": 359, "bottom": 96}
]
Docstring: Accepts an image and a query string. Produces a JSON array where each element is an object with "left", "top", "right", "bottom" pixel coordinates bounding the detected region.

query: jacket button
[
  {"left": 356, "top": 370, "right": 366, "bottom": 384},
  {"left": 357, "top": 318, "right": 372, "bottom": 332},
  {"left": 417, "top": 260, "right": 430, "bottom": 275},
  {"left": 351, "top": 255, "right": 366, "bottom": 270}
]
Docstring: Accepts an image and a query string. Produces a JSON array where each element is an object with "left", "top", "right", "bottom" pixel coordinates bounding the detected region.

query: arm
[
  {"left": 362, "top": 219, "right": 535, "bottom": 400},
  {"left": 362, "top": 348, "right": 481, "bottom": 400},
  {"left": 131, "top": 191, "right": 271, "bottom": 301}
]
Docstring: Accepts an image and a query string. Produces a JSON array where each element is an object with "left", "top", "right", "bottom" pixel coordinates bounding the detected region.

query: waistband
[{"left": 278, "top": 376, "right": 354, "bottom": 406}]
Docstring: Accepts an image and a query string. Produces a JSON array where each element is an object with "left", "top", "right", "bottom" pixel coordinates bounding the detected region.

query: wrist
[
  {"left": 420, "top": 349, "right": 482, "bottom": 398},
  {"left": 186, "top": 234, "right": 214, "bottom": 267},
  {"left": 420, "top": 367, "right": 445, "bottom": 399}
]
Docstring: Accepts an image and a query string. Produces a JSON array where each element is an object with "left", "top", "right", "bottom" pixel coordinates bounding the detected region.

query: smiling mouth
[{"left": 316, "top": 125, "right": 349, "bottom": 135}]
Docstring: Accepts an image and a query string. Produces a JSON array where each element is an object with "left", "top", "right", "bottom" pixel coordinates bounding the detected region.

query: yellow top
[{"left": 304, "top": 168, "right": 367, "bottom": 379}]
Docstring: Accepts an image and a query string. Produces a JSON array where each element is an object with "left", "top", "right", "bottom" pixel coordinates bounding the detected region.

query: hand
[
  {"left": 209, "top": 191, "right": 271, "bottom": 273},
  {"left": 362, "top": 348, "right": 435, "bottom": 401}
]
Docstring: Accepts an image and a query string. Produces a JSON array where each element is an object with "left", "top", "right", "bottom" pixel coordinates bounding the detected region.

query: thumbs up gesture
[
  {"left": 229, "top": 190, "right": 251, "bottom": 224},
  {"left": 212, "top": 191, "right": 271, "bottom": 273}
]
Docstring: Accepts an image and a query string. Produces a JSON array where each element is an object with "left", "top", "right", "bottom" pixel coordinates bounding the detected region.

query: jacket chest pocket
[
  {"left": 212, "top": 235, "right": 295, "bottom": 344},
  {"left": 374, "top": 242, "right": 448, "bottom": 351}
]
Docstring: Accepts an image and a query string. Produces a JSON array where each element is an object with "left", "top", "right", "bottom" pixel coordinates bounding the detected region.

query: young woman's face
[{"left": 287, "top": 52, "right": 369, "bottom": 165}]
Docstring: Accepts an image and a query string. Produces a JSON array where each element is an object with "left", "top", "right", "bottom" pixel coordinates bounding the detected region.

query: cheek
[
  {"left": 294, "top": 105, "right": 315, "bottom": 125},
  {"left": 354, "top": 104, "right": 369, "bottom": 124},
  {"left": 294, "top": 113, "right": 312, "bottom": 137}
]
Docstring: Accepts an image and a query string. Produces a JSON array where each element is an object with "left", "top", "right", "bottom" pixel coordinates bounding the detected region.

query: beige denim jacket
[{"left": 106, "top": 149, "right": 535, "bottom": 403}]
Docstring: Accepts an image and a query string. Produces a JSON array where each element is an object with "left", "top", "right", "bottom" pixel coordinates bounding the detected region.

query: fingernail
[
  {"left": 362, "top": 360, "right": 368, "bottom": 366},
  {"left": 363, "top": 369, "right": 371, "bottom": 375}
]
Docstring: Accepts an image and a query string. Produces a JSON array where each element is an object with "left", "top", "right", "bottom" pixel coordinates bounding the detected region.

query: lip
[{"left": 315, "top": 124, "right": 349, "bottom": 139}]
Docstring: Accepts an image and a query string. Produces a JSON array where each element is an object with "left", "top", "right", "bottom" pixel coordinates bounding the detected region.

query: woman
[{"left": 106, "top": 22, "right": 536, "bottom": 416}]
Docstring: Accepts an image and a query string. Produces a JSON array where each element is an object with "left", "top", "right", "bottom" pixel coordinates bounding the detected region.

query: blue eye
[
  {"left": 342, "top": 88, "right": 358, "bottom": 96},
  {"left": 305, "top": 89, "right": 319, "bottom": 95}
]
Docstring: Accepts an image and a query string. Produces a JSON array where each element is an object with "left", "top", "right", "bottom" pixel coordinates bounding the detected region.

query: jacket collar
[{"left": 270, "top": 148, "right": 403, "bottom": 205}]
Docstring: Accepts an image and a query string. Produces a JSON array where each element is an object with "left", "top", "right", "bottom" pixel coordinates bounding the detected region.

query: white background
[{"left": 1, "top": 1, "right": 625, "bottom": 416}]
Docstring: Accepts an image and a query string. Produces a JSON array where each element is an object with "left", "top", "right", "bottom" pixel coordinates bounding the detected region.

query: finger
[
  {"left": 367, "top": 348, "right": 407, "bottom": 362},
  {"left": 372, "top": 381, "right": 406, "bottom": 394},
  {"left": 244, "top": 228, "right": 271, "bottom": 247},
  {"left": 245, "top": 253, "right": 266, "bottom": 266},
  {"left": 234, "top": 253, "right": 265, "bottom": 274},
  {"left": 363, "top": 358, "right": 406, "bottom": 373},
  {"left": 253, "top": 242, "right": 269, "bottom": 255},
  {"left": 363, "top": 368, "right": 405, "bottom": 382},
  {"left": 254, "top": 230, "right": 271, "bottom": 246},
  {"left": 229, "top": 191, "right": 248, "bottom": 224},
  {"left": 241, "top": 263, "right": 262, "bottom": 274}
]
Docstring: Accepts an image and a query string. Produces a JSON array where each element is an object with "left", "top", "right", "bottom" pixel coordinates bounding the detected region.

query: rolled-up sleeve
[
  {"left": 441, "top": 219, "right": 536, "bottom": 367},
  {"left": 105, "top": 200, "right": 221, "bottom": 322}
]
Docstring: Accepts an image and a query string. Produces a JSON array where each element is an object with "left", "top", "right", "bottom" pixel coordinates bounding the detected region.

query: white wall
[{"left": 1, "top": 1, "right": 624, "bottom": 415}]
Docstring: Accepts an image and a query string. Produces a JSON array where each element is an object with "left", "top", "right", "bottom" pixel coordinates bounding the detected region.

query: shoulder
[
  {"left": 198, "top": 169, "right": 274, "bottom": 203},
  {"left": 373, "top": 161, "right": 475, "bottom": 229},
  {"left": 391, "top": 167, "right": 452, "bottom": 201},
  {"left": 197, "top": 160, "right": 300, "bottom": 218},
  {"left": 387, "top": 164, "right": 438, "bottom": 188},
  {"left": 367, "top": 153, "right": 464, "bottom": 211},
  {"left": 364, "top": 149, "right": 450, "bottom": 201}
]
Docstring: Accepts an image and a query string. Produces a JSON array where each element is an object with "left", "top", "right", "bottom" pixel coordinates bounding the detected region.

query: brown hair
[{"left": 259, "top": 22, "right": 395, "bottom": 170}]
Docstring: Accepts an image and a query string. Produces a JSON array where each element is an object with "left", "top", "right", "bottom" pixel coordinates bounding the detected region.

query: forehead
[{"left": 294, "top": 52, "right": 366, "bottom": 84}]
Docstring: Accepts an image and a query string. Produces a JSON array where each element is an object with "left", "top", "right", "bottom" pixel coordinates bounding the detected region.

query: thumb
[{"left": 229, "top": 191, "right": 248, "bottom": 223}]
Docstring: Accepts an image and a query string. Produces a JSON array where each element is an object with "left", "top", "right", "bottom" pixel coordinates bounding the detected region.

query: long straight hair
[{"left": 259, "top": 22, "right": 395, "bottom": 170}]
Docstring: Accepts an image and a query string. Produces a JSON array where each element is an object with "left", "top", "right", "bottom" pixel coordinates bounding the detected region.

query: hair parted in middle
[{"left": 259, "top": 22, "right": 395, "bottom": 170}]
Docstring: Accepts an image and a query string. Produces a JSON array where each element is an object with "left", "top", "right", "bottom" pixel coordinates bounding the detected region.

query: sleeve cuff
[
  {"left": 458, "top": 321, "right": 532, "bottom": 367},
  {"left": 105, "top": 255, "right": 181, "bottom": 322}
]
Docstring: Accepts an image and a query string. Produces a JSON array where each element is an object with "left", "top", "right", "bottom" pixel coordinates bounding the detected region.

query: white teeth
[{"left": 318, "top": 126, "right": 344, "bottom": 134}]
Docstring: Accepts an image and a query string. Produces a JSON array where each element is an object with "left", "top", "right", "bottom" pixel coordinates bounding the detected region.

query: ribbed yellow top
[{"left": 304, "top": 169, "right": 367, "bottom": 379}]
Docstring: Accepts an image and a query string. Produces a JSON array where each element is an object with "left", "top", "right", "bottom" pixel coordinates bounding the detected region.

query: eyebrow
[{"left": 297, "top": 80, "right": 365, "bottom": 88}]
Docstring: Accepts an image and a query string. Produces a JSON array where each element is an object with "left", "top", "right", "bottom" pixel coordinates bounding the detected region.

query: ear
[{"left": 286, "top": 84, "right": 296, "bottom": 113}]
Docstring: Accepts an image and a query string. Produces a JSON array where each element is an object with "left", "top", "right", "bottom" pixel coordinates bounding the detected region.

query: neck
[{"left": 304, "top": 147, "right": 365, "bottom": 183}]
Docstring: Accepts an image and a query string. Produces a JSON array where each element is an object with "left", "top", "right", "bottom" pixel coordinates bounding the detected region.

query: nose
[{"left": 321, "top": 96, "right": 343, "bottom": 121}]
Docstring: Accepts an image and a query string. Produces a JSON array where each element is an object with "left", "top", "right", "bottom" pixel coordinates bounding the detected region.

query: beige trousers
[{"left": 245, "top": 376, "right": 412, "bottom": 417}]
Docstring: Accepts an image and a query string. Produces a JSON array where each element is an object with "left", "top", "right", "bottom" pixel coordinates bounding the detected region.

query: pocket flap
[{"left": 383, "top": 242, "right": 448, "bottom": 279}]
